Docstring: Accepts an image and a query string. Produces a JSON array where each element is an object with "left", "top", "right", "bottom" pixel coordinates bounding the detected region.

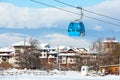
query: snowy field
[{"left": 0, "top": 71, "right": 120, "bottom": 80}]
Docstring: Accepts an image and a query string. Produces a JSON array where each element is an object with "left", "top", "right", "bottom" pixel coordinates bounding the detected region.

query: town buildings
[
  {"left": 0, "top": 41, "right": 98, "bottom": 70},
  {"left": 0, "top": 38, "right": 120, "bottom": 73}
]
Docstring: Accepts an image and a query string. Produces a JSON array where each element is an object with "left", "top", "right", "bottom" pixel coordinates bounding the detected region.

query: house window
[
  {"left": 76, "top": 60, "right": 78, "bottom": 62},
  {"left": 44, "top": 50, "right": 47, "bottom": 52},
  {"left": 73, "top": 60, "right": 75, "bottom": 62},
  {"left": 107, "top": 44, "right": 110, "bottom": 48},
  {"left": 52, "top": 49, "right": 55, "bottom": 51},
  {"left": 40, "top": 54, "right": 42, "bottom": 56},
  {"left": 63, "top": 60, "right": 65, "bottom": 62},
  {"left": 44, "top": 54, "right": 46, "bottom": 56},
  {"left": 115, "top": 68, "right": 118, "bottom": 72},
  {"left": 15, "top": 50, "right": 21, "bottom": 53}
]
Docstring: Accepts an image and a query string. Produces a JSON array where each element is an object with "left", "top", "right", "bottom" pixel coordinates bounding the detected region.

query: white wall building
[{"left": 0, "top": 47, "right": 14, "bottom": 63}]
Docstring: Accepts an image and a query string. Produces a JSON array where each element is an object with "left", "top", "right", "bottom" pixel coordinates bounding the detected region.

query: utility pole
[
  {"left": 24, "top": 39, "right": 27, "bottom": 69},
  {"left": 119, "top": 56, "right": 120, "bottom": 75},
  {"left": 57, "top": 45, "right": 60, "bottom": 71}
]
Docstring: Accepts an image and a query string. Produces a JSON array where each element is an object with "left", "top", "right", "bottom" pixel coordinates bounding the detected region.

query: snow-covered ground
[{"left": 0, "top": 70, "right": 120, "bottom": 80}]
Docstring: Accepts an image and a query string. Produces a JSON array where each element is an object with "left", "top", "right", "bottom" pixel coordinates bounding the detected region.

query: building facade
[
  {"left": 103, "top": 38, "right": 119, "bottom": 54},
  {"left": 0, "top": 47, "right": 13, "bottom": 63},
  {"left": 0, "top": 40, "right": 99, "bottom": 70}
]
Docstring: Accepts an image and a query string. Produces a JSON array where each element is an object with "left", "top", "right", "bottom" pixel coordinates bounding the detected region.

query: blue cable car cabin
[{"left": 68, "top": 21, "right": 85, "bottom": 36}]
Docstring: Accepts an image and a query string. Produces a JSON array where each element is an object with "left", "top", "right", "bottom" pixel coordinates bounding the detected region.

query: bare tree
[
  {"left": 17, "top": 38, "right": 41, "bottom": 69},
  {"left": 90, "top": 38, "right": 104, "bottom": 71},
  {"left": 75, "top": 55, "right": 83, "bottom": 71},
  {"left": 92, "top": 38, "right": 103, "bottom": 54}
]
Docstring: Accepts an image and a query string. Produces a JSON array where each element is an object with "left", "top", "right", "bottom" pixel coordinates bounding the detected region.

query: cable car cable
[
  {"left": 54, "top": 0, "right": 120, "bottom": 22},
  {"left": 30, "top": 0, "right": 120, "bottom": 27},
  {"left": 30, "top": 0, "right": 82, "bottom": 16}
]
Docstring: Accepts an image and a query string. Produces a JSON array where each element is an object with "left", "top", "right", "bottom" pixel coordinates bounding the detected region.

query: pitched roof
[
  {"left": 37, "top": 43, "right": 50, "bottom": 49},
  {"left": 59, "top": 53, "right": 77, "bottom": 56},
  {"left": 76, "top": 48, "right": 88, "bottom": 53},
  {"left": 103, "top": 40, "right": 118, "bottom": 43},
  {"left": 0, "top": 47, "right": 14, "bottom": 52},
  {"left": 0, "top": 53, "right": 12, "bottom": 56},
  {"left": 12, "top": 41, "right": 31, "bottom": 46},
  {"left": 87, "top": 49, "right": 98, "bottom": 54}
]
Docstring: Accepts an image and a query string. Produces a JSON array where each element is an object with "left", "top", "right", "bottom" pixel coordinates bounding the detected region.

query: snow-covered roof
[
  {"left": 54, "top": 46, "right": 65, "bottom": 50},
  {"left": 76, "top": 48, "right": 88, "bottom": 53},
  {"left": 41, "top": 43, "right": 49, "bottom": 48},
  {"left": 59, "top": 53, "right": 77, "bottom": 56},
  {"left": 52, "top": 45, "right": 75, "bottom": 51},
  {"left": 0, "top": 53, "right": 12, "bottom": 56},
  {"left": 64, "top": 46, "right": 75, "bottom": 50},
  {"left": 100, "top": 64, "right": 120, "bottom": 67},
  {"left": 12, "top": 41, "right": 31, "bottom": 46},
  {"left": 37, "top": 43, "right": 51, "bottom": 49},
  {"left": 0, "top": 47, "right": 14, "bottom": 52},
  {"left": 87, "top": 49, "right": 98, "bottom": 54},
  {"left": 48, "top": 51, "right": 57, "bottom": 54},
  {"left": 103, "top": 40, "right": 118, "bottom": 43}
]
